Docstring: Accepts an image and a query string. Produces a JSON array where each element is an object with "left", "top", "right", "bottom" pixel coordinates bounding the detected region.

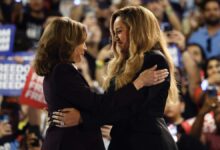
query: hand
[
  {"left": 165, "top": 30, "right": 186, "bottom": 51},
  {"left": 52, "top": 108, "right": 81, "bottom": 128},
  {"left": 133, "top": 65, "right": 169, "bottom": 90},
  {"left": 0, "top": 122, "right": 12, "bottom": 138},
  {"left": 101, "top": 125, "right": 112, "bottom": 140},
  {"left": 199, "top": 96, "right": 218, "bottom": 116}
]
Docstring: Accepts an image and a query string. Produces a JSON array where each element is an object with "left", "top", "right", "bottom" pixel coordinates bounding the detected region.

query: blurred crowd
[{"left": 0, "top": 0, "right": 220, "bottom": 150}]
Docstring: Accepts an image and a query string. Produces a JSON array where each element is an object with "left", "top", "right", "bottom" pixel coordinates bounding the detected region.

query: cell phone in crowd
[
  {"left": 206, "top": 86, "right": 218, "bottom": 98},
  {"left": 162, "top": 23, "right": 173, "bottom": 33}
]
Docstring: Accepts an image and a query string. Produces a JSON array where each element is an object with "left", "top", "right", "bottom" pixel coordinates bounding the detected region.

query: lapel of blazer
[{"left": 71, "top": 64, "right": 89, "bottom": 87}]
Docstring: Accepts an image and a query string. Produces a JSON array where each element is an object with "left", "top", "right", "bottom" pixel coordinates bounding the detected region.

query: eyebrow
[{"left": 114, "top": 27, "right": 122, "bottom": 31}]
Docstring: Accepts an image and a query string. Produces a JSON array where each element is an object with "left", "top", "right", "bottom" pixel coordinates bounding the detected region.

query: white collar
[{"left": 72, "top": 63, "right": 78, "bottom": 70}]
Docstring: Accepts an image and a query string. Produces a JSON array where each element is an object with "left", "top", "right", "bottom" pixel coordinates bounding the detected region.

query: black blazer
[
  {"left": 106, "top": 50, "right": 178, "bottom": 150},
  {"left": 79, "top": 50, "right": 178, "bottom": 150},
  {"left": 41, "top": 63, "right": 143, "bottom": 150}
]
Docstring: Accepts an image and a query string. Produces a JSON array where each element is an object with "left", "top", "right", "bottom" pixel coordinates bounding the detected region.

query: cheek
[
  {"left": 207, "top": 69, "right": 213, "bottom": 76},
  {"left": 195, "top": 54, "right": 202, "bottom": 62}
]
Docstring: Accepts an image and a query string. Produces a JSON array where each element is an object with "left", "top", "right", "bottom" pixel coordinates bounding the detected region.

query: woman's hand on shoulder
[{"left": 133, "top": 65, "right": 169, "bottom": 90}]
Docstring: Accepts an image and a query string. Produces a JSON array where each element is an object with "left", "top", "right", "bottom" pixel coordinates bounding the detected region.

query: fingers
[
  {"left": 51, "top": 111, "right": 69, "bottom": 128},
  {"left": 157, "top": 71, "right": 169, "bottom": 79},
  {"left": 153, "top": 69, "right": 169, "bottom": 82},
  {"left": 148, "top": 65, "right": 157, "bottom": 71},
  {"left": 51, "top": 119, "right": 63, "bottom": 126},
  {"left": 52, "top": 112, "right": 64, "bottom": 122},
  {"left": 52, "top": 111, "right": 65, "bottom": 117},
  {"left": 153, "top": 78, "right": 165, "bottom": 85},
  {"left": 155, "top": 69, "right": 169, "bottom": 78}
]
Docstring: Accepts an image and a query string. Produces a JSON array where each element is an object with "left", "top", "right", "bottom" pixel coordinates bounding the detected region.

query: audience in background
[{"left": 0, "top": 0, "right": 220, "bottom": 149}]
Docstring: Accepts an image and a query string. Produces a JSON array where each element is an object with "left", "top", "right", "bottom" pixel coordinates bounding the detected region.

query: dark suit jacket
[
  {"left": 69, "top": 50, "right": 178, "bottom": 150},
  {"left": 41, "top": 62, "right": 143, "bottom": 150},
  {"left": 106, "top": 50, "right": 178, "bottom": 150}
]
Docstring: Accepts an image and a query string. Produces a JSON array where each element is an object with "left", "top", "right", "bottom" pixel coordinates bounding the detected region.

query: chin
[{"left": 75, "top": 59, "right": 81, "bottom": 63}]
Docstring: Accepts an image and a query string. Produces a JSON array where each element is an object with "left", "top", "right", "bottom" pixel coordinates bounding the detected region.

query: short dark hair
[
  {"left": 34, "top": 17, "right": 87, "bottom": 76},
  {"left": 200, "top": 0, "right": 220, "bottom": 10}
]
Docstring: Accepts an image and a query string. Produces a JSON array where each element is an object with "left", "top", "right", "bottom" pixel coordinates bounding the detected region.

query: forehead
[
  {"left": 113, "top": 17, "right": 127, "bottom": 29},
  {"left": 208, "top": 59, "right": 220, "bottom": 66},
  {"left": 205, "top": 1, "right": 220, "bottom": 9},
  {"left": 188, "top": 45, "right": 201, "bottom": 51}
]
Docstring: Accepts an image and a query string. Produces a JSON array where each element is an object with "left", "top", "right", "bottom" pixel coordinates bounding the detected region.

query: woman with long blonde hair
[
  {"left": 104, "top": 5, "right": 178, "bottom": 150},
  {"left": 52, "top": 6, "right": 178, "bottom": 150}
]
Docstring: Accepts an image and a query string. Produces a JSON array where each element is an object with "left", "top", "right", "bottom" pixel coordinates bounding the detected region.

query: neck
[
  {"left": 168, "top": 115, "right": 184, "bottom": 125},
  {"left": 207, "top": 24, "right": 220, "bottom": 36},
  {"left": 30, "top": 11, "right": 44, "bottom": 19}
]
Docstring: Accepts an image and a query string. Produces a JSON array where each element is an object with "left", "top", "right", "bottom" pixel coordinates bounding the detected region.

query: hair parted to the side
[
  {"left": 104, "top": 6, "right": 178, "bottom": 103},
  {"left": 34, "top": 17, "right": 87, "bottom": 76}
]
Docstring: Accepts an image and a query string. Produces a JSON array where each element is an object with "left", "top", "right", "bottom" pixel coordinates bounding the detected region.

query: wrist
[{"left": 133, "top": 78, "right": 143, "bottom": 90}]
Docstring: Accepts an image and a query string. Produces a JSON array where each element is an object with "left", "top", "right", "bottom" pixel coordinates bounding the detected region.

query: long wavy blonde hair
[{"left": 104, "top": 6, "right": 178, "bottom": 103}]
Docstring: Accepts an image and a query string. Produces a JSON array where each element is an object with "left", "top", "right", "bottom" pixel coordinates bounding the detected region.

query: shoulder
[
  {"left": 53, "top": 62, "right": 78, "bottom": 77},
  {"left": 144, "top": 50, "right": 166, "bottom": 60},
  {"left": 143, "top": 50, "right": 168, "bottom": 69},
  {"left": 189, "top": 27, "right": 206, "bottom": 40}
]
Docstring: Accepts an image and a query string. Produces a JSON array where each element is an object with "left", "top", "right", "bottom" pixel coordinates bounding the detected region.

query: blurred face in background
[
  {"left": 83, "top": 12, "right": 97, "bottom": 26},
  {"left": 0, "top": 107, "right": 19, "bottom": 135},
  {"left": 187, "top": 45, "right": 204, "bottom": 65},
  {"left": 207, "top": 59, "right": 220, "bottom": 77},
  {"left": 29, "top": 0, "right": 44, "bottom": 12},
  {"left": 204, "top": 1, "right": 220, "bottom": 26},
  {"left": 113, "top": 17, "right": 129, "bottom": 55},
  {"left": 145, "top": 1, "right": 164, "bottom": 21},
  {"left": 3, "top": 0, "right": 13, "bottom": 5},
  {"left": 164, "top": 100, "right": 185, "bottom": 123},
  {"left": 164, "top": 99, "right": 185, "bottom": 123}
]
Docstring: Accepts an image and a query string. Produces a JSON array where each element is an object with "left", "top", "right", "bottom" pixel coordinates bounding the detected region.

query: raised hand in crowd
[
  {"left": 190, "top": 95, "right": 219, "bottom": 139},
  {"left": 164, "top": 30, "right": 186, "bottom": 52},
  {"left": 160, "top": 0, "right": 181, "bottom": 31}
]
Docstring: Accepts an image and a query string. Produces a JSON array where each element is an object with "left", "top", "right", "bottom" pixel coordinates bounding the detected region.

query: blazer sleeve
[
  {"left": 54, "top": 63, "right": 144, "bottom": 127},
  {"left": 138, "top": 52, "right": 171, "bottom": 113}
]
